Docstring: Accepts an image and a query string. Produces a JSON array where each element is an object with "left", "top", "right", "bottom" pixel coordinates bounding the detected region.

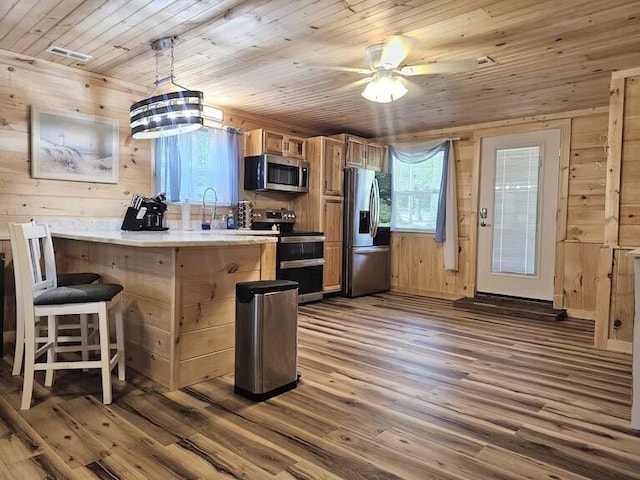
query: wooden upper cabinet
[
  {"left": 323, "top": 138, "right": 344, "bottom": 196},
  {"left": 246, "top": 129, "right": 306, "bottom": 159},
  {"left": 333, "top": 134, "right": 384, "bottom": 171},
  {"left": 345, "top": 136, "right": 366, "bottom": 168},
  {"left": 365, "top": 142, "right": 384, "bottom": 171}
]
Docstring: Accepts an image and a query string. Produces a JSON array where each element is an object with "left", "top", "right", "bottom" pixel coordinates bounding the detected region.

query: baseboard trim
[
  {"left": 606, "top": 339, "right": 632, "bottom": 354},
  {"left": 389, "top": 286, "right": 463, "bottom": 301}
]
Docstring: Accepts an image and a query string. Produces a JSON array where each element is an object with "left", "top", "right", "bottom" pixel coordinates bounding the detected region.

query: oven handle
[
  {"left": 279, "top": 235, "right": 325, "bottom": 243},
  {"left": 279, "top": 258, "right": 325, "bottom": 269}
]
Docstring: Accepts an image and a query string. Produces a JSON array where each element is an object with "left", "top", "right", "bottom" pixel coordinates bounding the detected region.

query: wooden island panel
[
  {"left": 175, "top": 245, "right": 263, "bottom": 387},
  {"left": 57, "top": 239, "right": 176, "bottom": 387},
  {"left": 56, "top": 238, "right": 276, "bottom": 390}
]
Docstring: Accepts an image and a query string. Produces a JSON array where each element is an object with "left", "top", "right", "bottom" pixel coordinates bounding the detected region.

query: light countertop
[{"left": 51, "top": 229, "right": 277, "bottom": 247}]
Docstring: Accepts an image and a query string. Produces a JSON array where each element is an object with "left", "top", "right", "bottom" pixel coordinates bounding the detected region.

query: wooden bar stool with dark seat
[
  {"left": 9, "top": 222, "right": 125, "bottom": 410},
  {"left": 12, "top": 222, "right": 102, "bottom": 377}
]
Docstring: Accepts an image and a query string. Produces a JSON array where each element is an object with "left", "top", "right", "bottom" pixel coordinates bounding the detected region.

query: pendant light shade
[
  {"left": 130, "top": 90, "right": 203, "bottom": 139},
  {"left": 362, "top": 72, "right": 408, "bottom": 103},
  {"left": 130, "top": 37, "right": 204, "bottom": 139}
]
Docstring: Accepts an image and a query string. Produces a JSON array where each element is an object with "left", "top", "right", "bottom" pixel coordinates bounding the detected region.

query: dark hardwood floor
[{"left": 0, "top": 292, "right": 638, "bottom": 479}]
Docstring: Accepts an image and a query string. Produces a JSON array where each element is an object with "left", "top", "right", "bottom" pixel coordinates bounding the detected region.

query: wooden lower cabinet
[{"left": 323, "top": 242, "right": 342, "bottom": 293}]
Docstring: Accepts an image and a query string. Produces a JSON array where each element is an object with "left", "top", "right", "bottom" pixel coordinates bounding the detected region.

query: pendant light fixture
[{"left": 130, "top": 36, "right": 204, "bottom": 139}]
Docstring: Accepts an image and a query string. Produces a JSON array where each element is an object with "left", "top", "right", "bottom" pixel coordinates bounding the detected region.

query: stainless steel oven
[
  {"left": 251, "top": 208, "right": 325, "bottom": 304},
  {"left": 277, "top": 232, "right": 325, "bottom": 304}
]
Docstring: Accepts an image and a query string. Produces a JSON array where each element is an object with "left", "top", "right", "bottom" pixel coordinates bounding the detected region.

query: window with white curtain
[
  {"left": 391, "top": 150, "right": 444, "bottom": 231},
  {"left": 154, "top": 127, "right": 240, "bottom": 205}
]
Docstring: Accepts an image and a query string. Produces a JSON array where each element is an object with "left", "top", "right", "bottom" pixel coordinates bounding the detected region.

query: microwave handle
[{"left": 300, "top": 166, "right": 308, "bottom": 188}]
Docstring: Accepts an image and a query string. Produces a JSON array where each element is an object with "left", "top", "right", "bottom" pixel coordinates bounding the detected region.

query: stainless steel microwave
[{"left": 244, "top": 154, "right": 309, "bottom": 193}]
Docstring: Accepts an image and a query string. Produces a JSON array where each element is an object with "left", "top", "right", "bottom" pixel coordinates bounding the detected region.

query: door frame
[{"left": 468, "top": 119, "right": 571, "bottom": 309}]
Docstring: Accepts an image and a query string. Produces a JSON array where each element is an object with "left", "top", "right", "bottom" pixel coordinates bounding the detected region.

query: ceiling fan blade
[
  {"left": 399, "top": 61, "right": 478, "bottom": 76},
  {"left": 322, "top": 65, "right": 372, "bottom": 74},
  {"left": 380, "top": 36, "right": 412, "bottom": 69}
]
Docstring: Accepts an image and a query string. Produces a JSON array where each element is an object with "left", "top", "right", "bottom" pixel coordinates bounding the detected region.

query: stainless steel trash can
[{"left": 234, "top": 280, "right": 299, "bottom": 401}]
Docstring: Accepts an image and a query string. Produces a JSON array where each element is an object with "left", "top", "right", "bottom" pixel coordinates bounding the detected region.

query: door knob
[{"left": 480, "top": 221, "right": 492, "bottom": 227}]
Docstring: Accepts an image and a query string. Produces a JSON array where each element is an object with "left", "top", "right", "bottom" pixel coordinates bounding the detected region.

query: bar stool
[
  {"left": 12, "top": 221, "right": 102, "bottom": 376},
  {"left": 9, "top": 222, "right": 125, "bottom": 410}
]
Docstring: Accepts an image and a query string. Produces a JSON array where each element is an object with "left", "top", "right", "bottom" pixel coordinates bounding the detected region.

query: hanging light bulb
[
  {"left": 362, "top": 71, "right": 408, "bottom": 103},
  {"left": 130, "top": 37, "right": 205, "bottom": 139}
]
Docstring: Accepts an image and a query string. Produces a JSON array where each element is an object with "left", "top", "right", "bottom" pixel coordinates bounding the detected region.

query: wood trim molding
[
  {"left": 611, "top": 66, "right": 640, "bottom": 80},
  {"left": 604, "top": 76, "right": 625, "bottom": 247},
  {"left": 594, "top": 246, "right": 614, "bottom": 348}
]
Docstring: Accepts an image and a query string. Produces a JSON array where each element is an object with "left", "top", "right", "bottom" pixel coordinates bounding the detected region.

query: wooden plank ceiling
[{"left": 1, "top": 0, "right": 640, "bottom": 137}]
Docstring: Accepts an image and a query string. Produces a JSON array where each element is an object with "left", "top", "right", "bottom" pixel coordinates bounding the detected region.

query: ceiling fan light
[{"left": 362, "top": 75, "right": 407, "bottom": 103}]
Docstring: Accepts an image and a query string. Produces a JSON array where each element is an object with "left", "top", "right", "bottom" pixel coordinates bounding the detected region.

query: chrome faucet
[{"left": 201, "top": 187, "right": 218, "bottom": 229}]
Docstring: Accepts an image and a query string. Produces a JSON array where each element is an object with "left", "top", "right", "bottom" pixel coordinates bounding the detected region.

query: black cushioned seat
[
  {"left": 34, "top": 284, "right": 123, "bottom": 306},
  {"left": 57, "top": 272, "right": 101, "bottom": 287}
]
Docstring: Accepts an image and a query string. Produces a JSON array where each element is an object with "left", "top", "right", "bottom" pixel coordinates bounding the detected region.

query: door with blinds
[{"left": 477, "top": 129, "right": 561, "bottom": 300}]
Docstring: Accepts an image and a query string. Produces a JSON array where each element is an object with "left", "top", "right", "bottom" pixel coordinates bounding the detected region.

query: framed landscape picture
[{"left": 30, "top": 106, "right": 119, "bottom": 183}]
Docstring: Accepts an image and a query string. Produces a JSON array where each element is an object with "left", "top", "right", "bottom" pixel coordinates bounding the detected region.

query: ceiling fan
[{"left": 347, "top": 36, "right": 481, "bottom": 103}]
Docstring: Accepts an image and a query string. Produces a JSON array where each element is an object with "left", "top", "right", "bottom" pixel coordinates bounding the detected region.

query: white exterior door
[{"left": 477, "top": 129, "right": 561, "bottom": 300}]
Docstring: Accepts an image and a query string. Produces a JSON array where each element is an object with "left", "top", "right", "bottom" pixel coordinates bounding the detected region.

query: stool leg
[
  {"left": 12, "top": 312, "right": 24, "bottom": 376},
  {"left": 98, "top": 304, "right": 112, "bottom": 405},
  {"left": 115, "top": 304, "right": 125, "bottom": 381},
  {"left": 44, "top": 315, "right": 57, "bottom": 387},
  {"left": 21, "top": 330, "right": 35, "bottom": 411},
  {"left": 80, "top": 313, "right": 89, "bottom": 371}
]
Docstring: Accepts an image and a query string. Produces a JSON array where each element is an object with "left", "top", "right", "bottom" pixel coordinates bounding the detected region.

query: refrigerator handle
[
  {"left": 372, "top": 177, "right": 380, "bottom": 238},
  {"left": 368, "top": 181, "right": 376, "bottom": 237}
]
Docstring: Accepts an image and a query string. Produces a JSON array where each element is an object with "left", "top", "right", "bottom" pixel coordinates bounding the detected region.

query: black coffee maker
[{"left": 121, "top": 193, "right": 168, "bottom": 231}]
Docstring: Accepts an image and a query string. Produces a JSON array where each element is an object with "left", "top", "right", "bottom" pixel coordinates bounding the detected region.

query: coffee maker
[{"left": 121, "top": 193, "right": 168, "bottom": 231}]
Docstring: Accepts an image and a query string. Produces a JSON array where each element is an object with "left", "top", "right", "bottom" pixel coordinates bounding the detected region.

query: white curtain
[
  {"left": 155, "top": 127, "right": 241, "bottom": 204},
  {"left": 389, "top": 139, "right": 458, "bottom": 271}
]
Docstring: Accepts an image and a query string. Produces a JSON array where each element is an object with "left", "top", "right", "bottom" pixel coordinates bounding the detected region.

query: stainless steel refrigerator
[{"left": 343, "top": 167, "right": 392, "bottom": 297}]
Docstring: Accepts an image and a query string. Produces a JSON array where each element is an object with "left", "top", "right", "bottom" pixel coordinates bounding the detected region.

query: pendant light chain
[
  {"left": 153, "top": 48, "right": 161, "bottom": 91},
  {"left": 130, "top": 35, "right": 205, "bottom": 139},
  {"left": 170, "top": 41, "right": 175, "bottom": 84}
]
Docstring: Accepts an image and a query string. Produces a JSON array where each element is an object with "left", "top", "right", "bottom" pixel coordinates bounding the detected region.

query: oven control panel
[{"left": 251, "top": 208, "right": 296, "bottom": 224}]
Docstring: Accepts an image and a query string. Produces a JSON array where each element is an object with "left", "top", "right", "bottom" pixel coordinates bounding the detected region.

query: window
[
  {"left": 391, "top": 149, "right": 444, "bottom": 232},
  {"left": 491, "top": 146, "right": 540, "bottom": 275},
  {"left": 154, "top": 127, "right": 240, "bottom": 205}
]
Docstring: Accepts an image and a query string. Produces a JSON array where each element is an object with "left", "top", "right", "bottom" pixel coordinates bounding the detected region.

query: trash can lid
[{"left": 236, "top": 280, "right": 299, "bottom": 303}]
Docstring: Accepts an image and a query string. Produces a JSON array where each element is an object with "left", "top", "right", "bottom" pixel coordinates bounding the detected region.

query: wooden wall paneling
[
  {"left": 0, "top": 239, "right": 15, "bottom": 338},
  {"left": 595, "top": 247, "right": 615, "bottom": 349},
  {"left": 609, "top": 248, "right": 635, "bottom": 344},
  {"left": 563, "top": 242, "right": 600, "bottom": 319},
  {"left": 0, "top": 49, "right": 319, "bottom": 238},
  {"left": 604, "top": 76, "right": 626, "bottom": 246}
]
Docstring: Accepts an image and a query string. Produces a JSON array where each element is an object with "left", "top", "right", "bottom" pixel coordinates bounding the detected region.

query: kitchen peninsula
[{"left": 52, "top": 229, "right": 277, "bottom": 390}]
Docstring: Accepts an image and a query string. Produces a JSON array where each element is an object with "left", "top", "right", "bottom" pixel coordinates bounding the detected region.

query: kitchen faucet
[{"left": 201, "top": 187, "right": 218, "bottom": 229}]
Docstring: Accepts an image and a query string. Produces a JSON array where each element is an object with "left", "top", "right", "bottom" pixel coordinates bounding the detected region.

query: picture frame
[{"left": 30, "top": 106, "right": 119, "bottom": 184}]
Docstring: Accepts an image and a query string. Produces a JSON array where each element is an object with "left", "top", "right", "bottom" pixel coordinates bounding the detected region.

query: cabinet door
[
  {"left": 285, "top": 135, "right": 306, "bottom": 159},
  {"left": 366, "top": 143, "right": 384, "bottom": 171},
  {"left": 264, "top": 131, "right": 284, "bottom": 155},
  {"left": 323, "top": 138, "right": 345, "bottom": 196},
  {"left": 345, "top": 136, "right": 365, "bottom": 167},
  {"left": 323, "top": 199, "right": 343, "bottom": 243},
  {"left": 323, "top": 243, "right": 342, "bottom": 292}
]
